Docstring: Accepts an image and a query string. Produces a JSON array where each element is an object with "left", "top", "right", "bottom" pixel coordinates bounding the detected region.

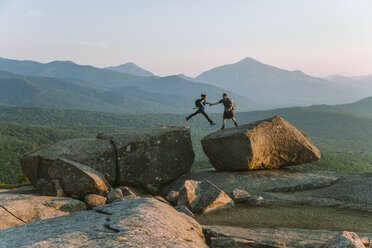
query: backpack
[
  {"left": 195, "top": 98, "right": 203, "bottom": 108},
  {"left": 226, "top": 98, "right": 235, "bottom": 110}
]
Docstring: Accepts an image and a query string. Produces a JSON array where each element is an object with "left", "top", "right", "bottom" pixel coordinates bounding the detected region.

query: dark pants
[{"left": 187, "top": 108, "right": 213, "bottom": 124}]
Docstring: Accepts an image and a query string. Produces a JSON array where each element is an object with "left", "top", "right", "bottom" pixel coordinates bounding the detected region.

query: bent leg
[
  {"left": 200, "top": 110, "right": 214, "bottom": 124},
  {"left": 186, "top": 109, "right": 201, "bottom": 120}
]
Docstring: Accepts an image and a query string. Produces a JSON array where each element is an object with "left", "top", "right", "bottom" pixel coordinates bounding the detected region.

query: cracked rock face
[
  {"left": 98, "top": 126, "right": 195, "bottom": 186},
  {"left": 201, "top": 116, "right": 321, "bottom": 171},
  {"left": 0, "top": 198, "right": 208, "bottom": 248},
  {"left": 0, "top": 186, "right": 86, "bottom": 231},
  {"left": 21, "top": 138, "right": 116, "bottom": 185}
]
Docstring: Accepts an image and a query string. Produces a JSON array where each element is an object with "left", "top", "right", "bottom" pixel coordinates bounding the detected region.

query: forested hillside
[
  {"left": 1, "top": 100, "right": 372, "bottom": 184},
  {"left": 0, "top": 122, "right": 90, "bottom": 184}
]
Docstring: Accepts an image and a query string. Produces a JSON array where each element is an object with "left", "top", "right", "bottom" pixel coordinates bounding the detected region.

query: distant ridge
[
  {"left": 0, "top": 66, "right": 260, "bottom": 113},
  {"left": 3, "top": 56, "right": 372, "bottom": 111},
  {"left": 105, "top": 62, "right": 154, "bottom": 77},
  {"left": 327, "top": 75, "right": 372, "bottom": 97},
  {"left": 323, "top": 74, "right": 345, "bottom": 80},
  {"left": 0, "top": 57, "right": 143, "bottom": 87},
  {"left": 0, "top": 57, "right": 260, "bottom": 112},
  {"left": 178, "top": 74, "right": 197, "bottom": 82},
  {"left": 195, "top": 57, "right": 365, "bottom": 106},
  {"left": 325, "top": 74, "right": 372, "bottom": 80}
]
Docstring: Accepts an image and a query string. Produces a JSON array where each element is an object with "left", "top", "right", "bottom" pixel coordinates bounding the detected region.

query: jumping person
[
  {"left": 186, "top": 94, "right": 216, "bottom": 125},
  {"left": 209, "top": 92, "right": 238, "bottom": 130}
]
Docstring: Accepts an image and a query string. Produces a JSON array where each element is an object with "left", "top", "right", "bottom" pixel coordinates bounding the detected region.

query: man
[
  {"left": 209, "top": 92, "right": 238, "bottom": 130},
  {"left": 186, "top": 94, "right": 216, "bottom": 125}
]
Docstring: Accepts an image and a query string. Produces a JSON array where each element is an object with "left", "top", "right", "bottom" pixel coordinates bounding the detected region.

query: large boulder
[
  {"left": 178, "top": 180, "right": 234, "bottom": 214},
  {"left": 201, "top": 116, "right": 321, "bottom": 171},
  {"left": 0, "top": 198, "right": 208, "bottom": 247},
  {"left": 0, "top": 186, "right": 86, "bottom": 231},
  {"left": 48, "top": 159, "right": 110, "bottom": 197},
  {"left": 97, "top": 126, "right": 195, "bottom": 186},
  {"left": 21, "top": 138, "right": 116, "bottom": 185}
]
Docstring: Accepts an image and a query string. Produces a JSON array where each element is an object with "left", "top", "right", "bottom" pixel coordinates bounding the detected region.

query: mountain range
[
  {"left": 194, "top": 57, "right": 366, "bottom": 106},
  {"left": 1, "top": 57, "right": 372, "bottom": 114},
  {"left": 0, "top": 58, "right": 259, "bottom": 113},
  {"left": 326, "top": 75, "right": 372, "bottom": 95}
]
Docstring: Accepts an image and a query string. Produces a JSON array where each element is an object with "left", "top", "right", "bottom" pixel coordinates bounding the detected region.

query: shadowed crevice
[{"left": 108, "top": 139, "right": 120, "bottom": 188}]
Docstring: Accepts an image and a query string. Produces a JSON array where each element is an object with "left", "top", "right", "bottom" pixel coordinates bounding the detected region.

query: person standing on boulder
[
  {"left": 186, "top": 94, "right": 216, "bottom": 125},
  {"left": 209, "top": 92, "right": 238, "bottom": 130}
]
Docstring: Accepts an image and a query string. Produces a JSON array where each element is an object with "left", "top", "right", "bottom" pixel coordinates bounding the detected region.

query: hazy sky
[{"left": 0, "top": 0, "right": 371, "bottom": 77}]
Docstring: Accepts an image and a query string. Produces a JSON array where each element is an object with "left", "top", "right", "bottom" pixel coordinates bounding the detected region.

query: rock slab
[
  {"left": 203, "top": 226, "right": 372, "bottom": 248},
  {"left": 320, "top": 231, "right": 366, "bottom": 248},
  {"left": 160, "top": 170, "right": 341, "bottom": 208},
  {"left": 178, "top": 179, "right": 234, "bottom": 214},
  {"left": 209, "top": 237, "right": 283, "bottom": 248},
  {"left": 201, "top": 116, "right": 321, "bottom": 171},
  {"left": 0, "top": 187, "right": 86, "bottom": 231},
  {"left": 0, "top": 198, "right": 208, "bottom": 248}
]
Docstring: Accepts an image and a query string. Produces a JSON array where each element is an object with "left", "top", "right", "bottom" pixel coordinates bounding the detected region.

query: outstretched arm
[{"left": 208, "top": 102, "right": 220, "bottom": 106}]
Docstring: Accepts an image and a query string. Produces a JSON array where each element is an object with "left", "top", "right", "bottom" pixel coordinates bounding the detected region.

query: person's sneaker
[
  {"left": 210, "top": 122, "right": 216, "bottom": 126},
  {"left": 220, "top": 126, "right": 225, "bottom": 130}
]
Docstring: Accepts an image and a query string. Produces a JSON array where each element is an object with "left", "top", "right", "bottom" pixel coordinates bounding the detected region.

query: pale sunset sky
[{"left": 0, "top": 0, "right": 371, "bottom": 77}]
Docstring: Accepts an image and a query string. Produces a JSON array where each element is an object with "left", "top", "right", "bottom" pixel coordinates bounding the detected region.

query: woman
[{"left": 186, "top": 94, "right": 216, "bottom": 125}]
